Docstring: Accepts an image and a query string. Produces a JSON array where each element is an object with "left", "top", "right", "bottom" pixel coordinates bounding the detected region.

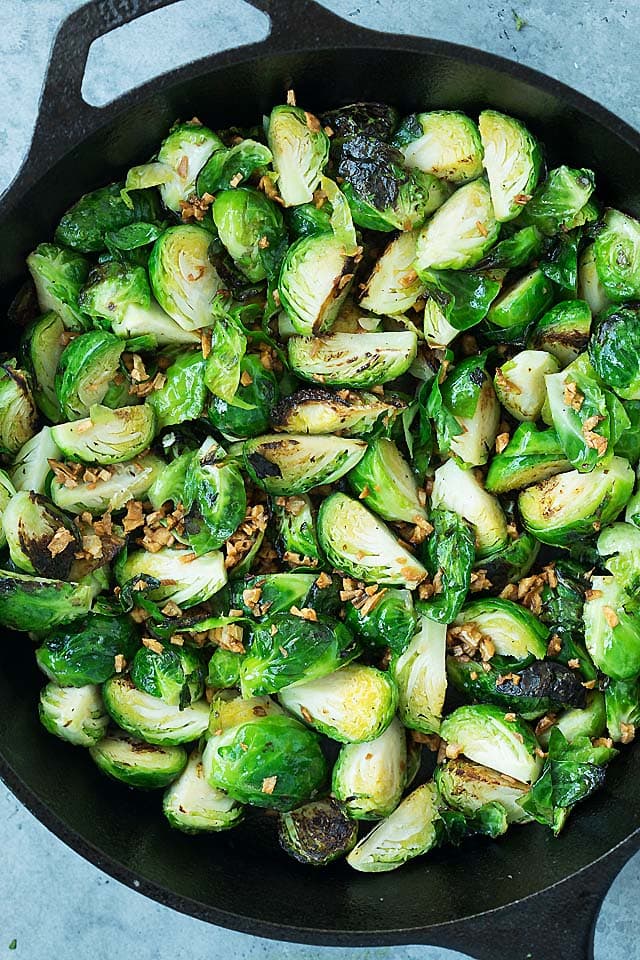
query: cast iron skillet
[{"left": 0, "top": 2, "right": 639, "bottom": 957}]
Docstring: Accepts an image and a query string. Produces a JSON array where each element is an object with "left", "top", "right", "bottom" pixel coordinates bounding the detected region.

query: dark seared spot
[{"left": 247, "top": 453, "right": 283, "bottom": 479}]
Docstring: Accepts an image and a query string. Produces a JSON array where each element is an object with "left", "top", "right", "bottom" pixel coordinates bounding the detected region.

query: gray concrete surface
[{"left": 0, "top": 1, "right": 639, "bottom": 958}]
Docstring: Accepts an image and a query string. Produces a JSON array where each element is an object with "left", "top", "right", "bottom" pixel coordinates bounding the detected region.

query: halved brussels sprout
[
  {"left": 440, "top": 703, "right": 542, "bottom": 783},
  {"left": 50, "top": 454, "right": 164, "bottom": 515},
  {"left": 589, "top": 304, "right": 640, "bottom": 401},
  {"left": 210, "top": 354, "right": 279, "bottom": 440},
  {"left": 494, "top": 350, "right": 560, "bottom": 422},
  {"left": 147, "top": 350, "right": 207, "bottom": 429},
  {"left": 182, "top": 439, "right": 246, "bottom": 554},
  {"left": 415, "top": 179, "right": 499, "bottom": 273},
  {"left": 3, "top": 490, "right": 80, "bottom": 579},
  {"left": 0, "top": 471, "right": 15, "bottom": 548},
  {"left": 604, "top": 678, "right": 640, "bottom": 744},
  {"left": 537, "top": 691, "right": 606, "bottom": 748},
  {"left": 0, "top": 569, "right": 95, "bottom": 632},
  {"left": 485, "top": 423, "right": 570, "bottom": 494},
  {"left": 271, "top": 494, "right": 321, "bottom": 568},
  {"left": 227, "top": 572, "right": 318, "bottom": 618},
  {"left": 394, "top": 111, "right": 483, "bottom": 183},
  {"left": 348, "top": 438, "right": 427, "bottom": 523},
  {"left": 0, "top": 361, "right": 37, "bottom": 456},
  {"left": 578, "top": 243, "right": 610, "bottom": 316},
  {"left": 39, "top": 682, "right": 108, "bottom": 747},
  {"left": 213, "top": 187, "right": 285, "bottom": 282},
  {"left": 431, "top": 458, "right": 508, "bottom": 559},
  {"left": 435, "top": 758, "right": 531, "bottom": 824},
  {"left": 529, "top": 300, "right": 592, "bottom": 367},
  {"left": 55, "top": 181, "right": 159, "bottom": 253},
  {"left": 478, "top": 110, "right": 542, "bottom": 222},
  {"left": 453, "top": 597, "right": 548, "bottom": 660},
  {"left": 521, "top": 166, "right": 595, "bottom": 236},
  {"left": 346, "top": 781, "right": 441, "bottom": 873},
  {"left": 479, "top": 530, "right": 540, "bottom": 591},
  {"left": 151, "top": 121, "right": 223, "bottom": 212},
  {"left": 35, "top": 613, "right": 139, "bottom": 687},
  {"left": 317, "top": 492, "right": 427, "bottom": 587},
  {"left": 165, "top": 745, "right": 244, "bottom": 829},
  {"left": 392, "top": 617, "right": 447, "bottom": 735},
  {"left": 423, "top": 297, "right": 459, "bottom": 348},
  {"left": 518, "top": 457, "right": 634, "bottom": 546},
  {"left": 243, "top": 434, "right": 365, "bottom": 496},
  {"left": 485, "top": 269, "right": 554, "bottom": 342},
  {"left": 55, "top": 330, "right": 125, "bottom": 421},
  {"left": 267, "top": 104, "right": 329, "bottom": 207},
  {"left": 545, "top": 363, "right": 619, "bottom": 473},
  {"left": 583, "top": 575, "right": 640, "bottom": 681},
  {"left": 359, "top": 230, "right": 426, "bottom": 316},
  {"left": 598, "top": 521, "right": 640, "bottom": 595},
  {"left": 278, "top": 234, "right": 354, "bottom": 336},
  {"left": 593, "top": 208, "right": 640, "bottom": 301},
  {"left": 115, "top": 547, "right": 226, "bottom": 609},
  {"left": 20, "top": 311, "right": 65, "bottom": 421},
  {"left": 278, "top": 798, "right": 358, "bottom": 865},
  {"left": 103, "top": 675, "right": 209, "bottom": 745},
  {"left": 271, "top": 388, "right": 400, "bottom": 437},
  {"left": 148, "top": 225, "right": 220, "bottom": 330},
  {"left": 279, "top": 664, "right": 397, "bottom": 744},
  {"left": 288, "top": 331, "right": 418, "bottom": 388},
  {"left": 26, "top": 243, "right": 90, "bottom": 331},
  {"left": 332, "top": 717, "right": 408, "bottom": 820},
  {"left": 130, "top": 643, "right": 204, "bottom": 707},
  {"left": 344, "top": 587, "right": 417, "bottom": 657},
  {"left": 90, "top": 729, "right": 187, "bottom": 789},
  {"left": 51, "top": 404, "right": 156, "bottom": 465}
]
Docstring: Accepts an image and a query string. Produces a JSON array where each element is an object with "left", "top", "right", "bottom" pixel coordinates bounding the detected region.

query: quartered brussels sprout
[
  {"left": 36, "top": 613, "right": 139, "bottom": 687},
  {"left": 478, "top": 110, "right": 541, "bottom": 222},
  {"left": 90, "top": 729, "right": 187, "bottom": 789},
  {"left": 435, "top": 758, "right": 531, "bottom": 824},
  {"left": 394, "top": 111, "right": 483, "bottom": 183},
  {"left": 589, "top": 304, "right": 640, "bottom": 401},
  {"left": 271, "top": 387, "right": 400, "bottom": 437},
  {"left": 149, "top": 225, "right": 220, "bottom": 330},
  {"left": 578, "top": 243, "right": 610, "bottom": 316},
  {"left": 267, "top": 104, "right": 329, "bottom": 207},
  {"left": 163, "top": 744, "right": 244, "bottom": 832},
  {"left": 0, "top": 361, "right": 37, "bottom": 456},
  {"left": 431, "top": 458, "right": 508, "bottom": 559},
  {"left": 0, "top": 569, "right": 95, "bottom": 632},
  {"left": 27, "top": 244, "right": 90, "bottom": 331},
  {"left": 318, "top": 492, "right": 427, "bottom": 587},
  {"left": 130, "top": 643, "right": 204, "bottom": 707},
  {"left": 518, "top": 457, "right": 634, "bottom": 546},
  {"left": 50, "top": 454, "right": 164, "bottom": 515},
  {"left": 359, "top": 230, "right": 426, "bottom": 316},
  {"left": 440, "top": 703, "right": 543, "bottom": 783},
  {"left": 348, "top": 438, "right": 427, "bottom": 523},
  {"left": 288, "top": 331, "right": 418, "bottom": 388},
  {"left": 347, "top": 781, "right": 441, "bottom": 873},
  {"left": 485, "top": 423, "right": 570, "bottom": 494},
  {"left": 20, "top": 311, "right": 65, "bottom": 421},
  {"left": 3, "top": 491, "right": 80, "bottom": 579},
  {"left": 583, "top": 575, "right": 640, "bottom": 681},
  {"left": 280, "top": 664, "right": 397, "bottom": 743},
  {"left": 271, "top": 494, "right": 321, "bottom": 568},
  {"left": 344, "top": 587, "right": 417, "bottom": 657},
  {"left": 278, "top": 798, "right": 358, "bottom": 865},
  {"left": 415, "top": 179, "right": 499, "bottom": 273},
  {"left": 332, "top": 717, "right": 408, "bottom": 820},
  {"left": 243, "top": 434, "right": 365, "bottom": 495},
  {"left": 213, "top": 187, "right": 286, "bottom": 282},
  {"left": 485, "top": 269, "right": 554, "bottom": 342},
  {"left": 521, "top": 166, "right": 595, "bottom": 236},
  {"left": 529, "top": 300, "right": 592, "bottom": 367},
  {"left": 593, "top": 208, "right": 640, "bottom": 301},
  {"left": 51, "top": 404, "right": 156, "bottom": 465},
  {"left": 103, "top": 675, "right": 209, "bottom": 745},
  {"left": 39, "top": 682, "right": 109, "bottom": 747},
  {"left": 55, "top": 181, "right": 160, "bottom": 253},
  {"left": 278, "top": 234, "right": 354, "bottom": 336},
  {"left": 494, "top": 350, "right": 560, "bottom": 421},
  {"left": 392, "top": 617, "right": 447, "bottom": 735},
  {"left": 115, "top": 546, "right": 226, "bottom": 609},
  {"left": 55, "top": 330, "right": 125, "bottom": 420}
]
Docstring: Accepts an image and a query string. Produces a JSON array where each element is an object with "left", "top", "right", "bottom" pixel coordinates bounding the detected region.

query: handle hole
[{"left": 82, "top": 0, "right": 269, "bottom": 107}]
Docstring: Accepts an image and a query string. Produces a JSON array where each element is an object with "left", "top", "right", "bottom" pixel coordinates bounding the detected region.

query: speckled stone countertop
[{"left": 0, "top": 2, "right": 639, "bottom": 958}]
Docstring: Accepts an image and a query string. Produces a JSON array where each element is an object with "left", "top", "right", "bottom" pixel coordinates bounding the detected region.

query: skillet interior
[{"left": 0, "top": 42, "right": 639, "bottom": 941}]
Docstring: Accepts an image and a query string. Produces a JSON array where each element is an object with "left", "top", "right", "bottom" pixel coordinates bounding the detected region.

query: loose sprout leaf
[
  {"left": 419, "top": 509, "right": 475, "bottom": 623},
  {"left": 421, "top": 270, "right": 502, "bottom": 332},
  {"left": 56, "top": 182, "right": 161, "bottom": 253}
]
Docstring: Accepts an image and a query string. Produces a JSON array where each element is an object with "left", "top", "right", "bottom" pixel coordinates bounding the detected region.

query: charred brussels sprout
[
  {"left": 148, "top": 225, "right": 220, "bottom": 330},
  {"left": 27, "top": 244, "right": 90, "bottom": 331},
  {"left": 39, "top": 682, "right": 108, "bottom": 747},
  {"left": 419, "top": 509, "right": 475, "bottom": 623},
  {"left": 278, "top": 234, "right": 354, "bottom": 336},
  {"left": 431, "top": 459, "right": 508, "bottom": 559},
  {"left": 0, "top": 570, "right": 95, "bottom": 632},
  {"left": 440, "top": 703, "right": 542, "bottom": 783},
  {"left": 332, "top": 717, "right": 408, "bottom": 820},
  {"left": 35, "top": 614, "right": 139, "bottom": 687},
  {"left": 90, "top": 730, "right": 187, "bottom": 789},
  {"left": 478, "top": 110, "right": 542, "bottom": 222},
  {"left": 278, "top": 798, "right": 358, "bottom": 865},
  {"left": 20, "top": 311, "right": 65, "bottom": 421},
  {"left": 392, "top": 617, "right": 447, "bottom": 735},
  {"left": 55, "top": 181, "right": 159, "bottom": 253},
  {"left": 271, "top": 388, "right": 400, "bottom": 437},
  {"left": 415, "top": 179, "right": 499, "bottom": 273},
  {"left": 267, "top": 104, "right": 329, "bottom": 207},
  {"left": 163, "top": 746, "right": 244, "bottom": 833},
  {"left": 359, "top": 230, "right": 426, "bottom": 316},
  {"left": 271, "top": 494, "right": 321, "bottom": 568},
  {"left": 435, "top": 758, "right": 531, "bottom": 824},
  {"left": 0, "top": 361, "right": 37, "bottom": 456},
  {"left": 288, "top": 331, "right": 418, "bottom": 388},
  {"left": 494, "top": 350, "right": 560, "bottom": 422},
  {"left": 589, "top": 304, "right": 640, "bottom": 400},
  {"left": 115, "top": 547, "right": 226, "bottom": 609},
  {"left": 103, "top": 675, "right": 209, "bottom": 745},
  {"left": 130, "top": 643, "right": 204, "bottom": 707},
  {"left": 209, "top": 354, "right": 279, "bottom": 439},
  {"left": 321, "top": 102, "right": 399, "bottom": 143},
  {"left": 521, "top": 166, "right": 595, "bottom": 236},
  {"left": 213, "top": 188, "right": 285, "bottom": 282},
  {"left": 593, "top": 208, "right": 640, "bottom": 301},
  {"left": 479, "top": 530, "right": 540, "bottom": 591},
  {"left": 529, "top": 300, "right": 592, "bottom": 367},
  {"left": 243, "top": 434, "right": 365, "bottom": 495},
  {"left": 485, "top": 423, "right": 570, "bottom": 494},
  {"left": 51, "top": 404, "right": 156, "bottom": 464},
  {"left": 348, "top": 438, "right": 427, "bottom": 523},
  {"left": 3, "top": 491, "right": 80, "bottom": 579},
  {"left": 55, "top": 330, "right": 125, "bottom": 420},
  {"left": 394, "top": 111, "right": 483, "bottom": 183},
  {"left": 583, "top": 575, "right": 640, "bottom": 680}
]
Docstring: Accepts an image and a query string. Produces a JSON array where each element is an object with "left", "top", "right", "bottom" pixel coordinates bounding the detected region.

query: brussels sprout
[
  {"left": 20, "top": 311, "right": 65, "bottom": 420},
  {"left": 196, "top": 137, "right": 272, "bottom": 195},
  {"left": 271, "top": 494, "right": 321, "bottom": 568},
  {"left": 423, "top": 297, "right": 459, "bottom": 348},
  {"left": 518, "top": 457, "right": 634, "bottom": 546},
  {"left": 203, "top": 696, "right": 327, "bottom": 810},
  {"left": 435, "top": 758, "right": 531, "bottom": 824},
  {"left": 394, "top": 111, "right": 483, "bottom": 184},
  {"left": 537, "top": 559, "right": 596, "bottom": 681},
  {"left": 344, "top": 587, "right": 417, "bottom": 657},
  {"left": 146, "top": 349, "right": 208, "bottom": 430},
  {"left": 278, "top": 798, "right": 357, "bottom": 865},
  {"left": 55, "top": 330, "right": 125, "bottom": 421},
  {"left": 332, "top": 717, "right": 408, "bottom": 820},
  {"left": 267, "top": 104, "right": 329, "bottom": 207},
  {"left": 392, "top": 617, "right": 447, "bottom": 735},
  {"left": 130, "top": 643, "right": 203, "bottom": 707},
  {"left": 209, "top": 354, "right": 279, "bottom": 440},
  {"left": 479, "top": 530, "right": 540, "bottom": 592},
  {"left": 280, "top": 664, "right": 397, "bottom": 743},
  {"left": 454, "top": 596, "right": 547, "bottom": 659},
  {"left": 521, "top": 166, "right": 595, "bottom": 237},
  {"left": 485, "top": 269, "right": 554, "bottom": 342},
  {"left": 478, "top": 110, "right": 542, "bottom": 222},
  {"left": 421, "top": 270, "right": 502, "bottom": 336},
  {"left": 227, "top": 572, "right": 318, "bottom": 618},
  {"left": 163, "top": 744, "right": 244, "bottom": 832},
  {"left": 0, "top": 569, "right": 94, "bottom": 632},
  {"left": 583, "top": 575, "right": 640, "bottom": 681},
  {"left": 115, "top": 547, "right": 226, "bottom": 609},
  {"left": 614, "top": 401, "right": 640, "bottom": 466},
  {"left": 285, "top": 202, "right": 332, "bottom": 240},
  {"left": 431, "top": 459, "right": 508, "bottom": 559},
  {"left": 27, "top": 244, "right": 90, "bottom": 331},
  {"left": 440, "top": 703, "right": 542, "bottom": 783},
  {"left": 528, "top": 300, "right": 592, "bottom": 367},
  {"left": 578, "top": 243, "right": 610, "bottom": 316},
  {"left": 597, "top": 522, "right": 640, "bottom": 596},
  {"left": 588, "top": 303, "right": 640, "bottom": 401},
  {"left": 321, "top": 102, "right": 399, "bottom": 143},
  {"left": 243, "top": 434, "right": 365, "bottom": 496},
  {"left": 55, "top": 182, "right": 159, "bottom": 253},
  {"left": 477, "top": 225, "right": 544, "bottom": 271},
  {"left": 540, "top": 227, "right": 581, "bottom": 295},
  {"left": 494, "top": 350, "right": 560, "bottom": 422},
  {"left": 39, "top": 682, "right": 108, "bottom": 747},
  {"left": 537, "top": 691, "right": 606, "bottom": 748},
  {"left": 3, "top": 491, "right": 80, "bottom": 579},
  {"left": 544, "top": 364, "right": 618, "bottom": 473},
  {"left": 90, "top": 729, "right": 187, "bottom": 789},
  {"left": 418, "top": 509, "right": 475, "bottom": 623},
  {"left": 278, "top": 234, "right": 354, "bottom": 336},
  {"left": 181, "top": 439, "right": 246, "bottom": 554},
  {"left": 207, "top": 647, "right": 242, "bottom": 690},
  {"left": 35, "top": 613, "right": 139, "bottom": 687},
  {"left": 148, "top": 225, "right": 220, "bottom": 330},
  {"left": 240, "top": 613, "right": 359, "bottom": 697},
  {"left": 346, "top": 781, "right": 441, "bottom": 873},
  {"left": 213, "top": 188, "right": 286, "bottom": 282},
  {"left": 317, "top": 492, "right": 427, "bottom": 587},
  {"left": 593, "top": 208, "right": 640, "bottom": 301},
  {"left": 359, "top": 230, "right": 426, "bottom": 316},
  {"left": 415, "top": 179, "right": 499, "bottom": 273},
  {"left": 103, "top": 675, "right": 209, "bottom": 745},
  {"left": 271, "top": 387, "right": 400, "bottom": 438},
  {"left": 0, "top": 361, "right": 37, "bottom": 456},
  {"left": 0, "top": 471, "right": 15, "bottom": 548},
  {"left": 605, "top": 677, "right": 640, "bottom": 743},
  {"left": 50, "top": 454, "right": 164, "bottom": 515},
  {"left": 51, "top": 404, "right": 155, "bottom": 465},
  {"left": 485, "top": 423, "right": 570, "bottom": 494},
  {"left": 136, "top": 121, "right": 223, "bottom": 212},
  {"left": 288, "top": 331, "right": 418, "bottom": 388},
  {"left": 433, "top": 354, "right": 500, "bottom": 467},
  {"left": 348, "top": 438, "right": 427, "bottom": 523}
]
